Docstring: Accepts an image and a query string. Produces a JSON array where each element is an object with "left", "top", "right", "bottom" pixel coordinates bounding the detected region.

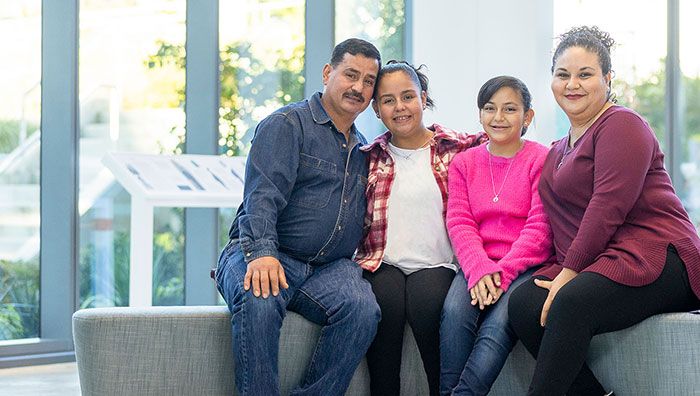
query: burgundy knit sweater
[{"left": 537, "top": 105, "right": 700, "bottom": 300}]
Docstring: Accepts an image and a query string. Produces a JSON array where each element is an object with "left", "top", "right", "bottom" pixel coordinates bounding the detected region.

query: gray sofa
[{"left": 72, "top": 306, "right": 700, "bottom": 395}]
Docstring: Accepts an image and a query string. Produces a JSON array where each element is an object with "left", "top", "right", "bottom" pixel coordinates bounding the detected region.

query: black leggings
[
  {"left": 363, "top": 264, "right": 455, "bottom": 396},
  {"left": 508, "top": 246, "right": 700, "bottom": 396}
]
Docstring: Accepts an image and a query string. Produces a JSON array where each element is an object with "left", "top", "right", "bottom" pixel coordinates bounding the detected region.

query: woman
[
  {"left": 507, "top": 26, "right": 700, "bottom": 396},
  {"left": 440, "top": 76, "right": 554, "bottom": 396},
  {"left": 355, "top": 60, "right": 486, "bottom": 396}
]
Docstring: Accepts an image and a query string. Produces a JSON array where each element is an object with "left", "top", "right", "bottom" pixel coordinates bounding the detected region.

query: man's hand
[
  {"left": 534, "top": 267, "right": 578, "bottom": 326},
  {"left": 244, "top": 256, "right": 289, "bottom": 298},
  {"left": 469, "top": 272, "right": 504, "bottom": 310}
]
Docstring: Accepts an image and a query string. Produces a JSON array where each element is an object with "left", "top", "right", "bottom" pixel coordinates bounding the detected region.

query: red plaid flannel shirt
[{"left": 354, "top": 123, "right": 487, "bottom": 272}]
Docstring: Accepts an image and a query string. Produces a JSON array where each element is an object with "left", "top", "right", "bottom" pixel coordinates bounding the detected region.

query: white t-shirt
[{"left": 383, "top": 142, "right": 458, "bottom": 274}]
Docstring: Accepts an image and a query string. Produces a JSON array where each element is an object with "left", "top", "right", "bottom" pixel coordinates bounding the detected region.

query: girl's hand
[
  {"left": 469, "top": 272, "right": 503, "bottom": 310},
  {"left": 534, "top": 268, "right": 578, "bottom": 326}
]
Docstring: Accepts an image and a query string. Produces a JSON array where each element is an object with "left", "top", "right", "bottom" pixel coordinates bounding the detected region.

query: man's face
[{"left": 321, "top": 53, "right": 380, "bottom": 122}]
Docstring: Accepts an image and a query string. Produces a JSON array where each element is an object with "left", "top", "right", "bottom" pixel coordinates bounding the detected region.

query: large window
[
  {"left": 0, "top": 1, "right": 41, "bottom": 341},
  {"left": 78, "top": 0, "right": 187, "bottom": 308},
  {"left": 217, "top": 0, "right": 306, "bottom": 250},
  {"left": 553, "top": 1, "right": 700, "bottom": 230},
  {"left": 336, "top": 0, "right": 405, "bottom": 140},
  {"left": 218, "top": 0, "right": 305, "bottom": 157},
  {"left": 679, "top": 0, "right": 700, "bottom": 227},
  {"left": 553, "top": 0, "right": 667, "bottom": 142}
]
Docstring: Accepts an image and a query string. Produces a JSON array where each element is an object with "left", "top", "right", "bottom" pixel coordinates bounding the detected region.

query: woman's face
[
  {"left": 479, "top": 87, "right": 533, "bottom": 149},
  {"left": 551, "top": 46, "right": 611, "bottom": 125},
  {"left": 372, "top": 71, "right": 427, "bottom": 140}
]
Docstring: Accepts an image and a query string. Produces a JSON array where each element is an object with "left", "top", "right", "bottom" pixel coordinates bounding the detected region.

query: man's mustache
[{"left": 343, "top": 90, "right": 364, "bottom": 103}]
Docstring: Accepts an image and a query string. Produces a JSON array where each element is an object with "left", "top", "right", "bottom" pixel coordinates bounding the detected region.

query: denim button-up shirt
[{"left": 229, "top": 91, "right": 369, "bottom": 265}]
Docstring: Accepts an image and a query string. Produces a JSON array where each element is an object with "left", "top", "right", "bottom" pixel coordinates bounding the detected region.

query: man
[{"left": 215, "top": 38, "right": 382, "bottom": 396}]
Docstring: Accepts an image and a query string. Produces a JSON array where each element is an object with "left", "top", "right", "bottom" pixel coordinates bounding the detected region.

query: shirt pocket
[{"left": 288, "top": 152, "right": 337, "bottom": 209}]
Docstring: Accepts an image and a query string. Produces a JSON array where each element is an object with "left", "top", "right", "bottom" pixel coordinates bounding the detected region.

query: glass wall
[
  {"left": 553, "top": 0, "right": 667, "bottom": 142},
  {"left": 78, "top": 0, "right": 187, "bottom": 308},
  {"left": 217, "top": 0, "right": 306, "bottom": 250},
  {"left": 679, "top": 0, "right": 700, "bottom": 227},
  {"left": 336, "top": 0, "right": 405, "bottom": 139},
  {"left": 0, "top": 1, "right": 42, "bottom": 341}
]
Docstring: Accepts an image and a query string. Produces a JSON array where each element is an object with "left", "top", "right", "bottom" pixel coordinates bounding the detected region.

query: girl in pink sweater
[{"left": 440, "top": 76, "right": 555, "bottom": 396}]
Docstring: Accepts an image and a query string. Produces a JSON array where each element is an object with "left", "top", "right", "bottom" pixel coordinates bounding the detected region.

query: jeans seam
[
  {"left": 297, "top": 288, "right": 330, "bottom": 315},
  {"left": 235, "top": 267, "right": 250, "bottom": 395},
  {"left": 296, "top": 287, "right": 330, "bottom": 387}
]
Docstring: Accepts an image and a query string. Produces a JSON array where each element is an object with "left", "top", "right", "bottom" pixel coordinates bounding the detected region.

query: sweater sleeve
[
  {"left": 447, "top": 153, "right": 501, "bottom": 290},
  {"left": 564, "top": 112, "right": 655, "bottom": 272},
  {"left": 497, "top": 149, "right": 553, "bottom": 291}
]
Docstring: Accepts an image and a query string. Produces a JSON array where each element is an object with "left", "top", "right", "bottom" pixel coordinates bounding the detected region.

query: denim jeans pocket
[{"left": 215, "top": 240, "right": 238, "bottom": 292}]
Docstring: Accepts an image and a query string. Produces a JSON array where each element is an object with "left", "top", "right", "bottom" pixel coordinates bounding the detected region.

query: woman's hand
[
  {"left": 469, "top": 272, "right": 504, "bottom": 310},
  {"left": 534, "top": 267, "right": 578, "bottom": 326}
]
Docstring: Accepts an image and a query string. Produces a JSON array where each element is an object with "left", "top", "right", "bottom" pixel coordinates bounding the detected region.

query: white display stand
[{"left": 103, "top": 152, "right": 246, "bottom": 306}]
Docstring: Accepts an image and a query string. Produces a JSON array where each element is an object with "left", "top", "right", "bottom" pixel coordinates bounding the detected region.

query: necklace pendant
[{"left": 493, "top": 196, "right": 499, "bottom": 202}]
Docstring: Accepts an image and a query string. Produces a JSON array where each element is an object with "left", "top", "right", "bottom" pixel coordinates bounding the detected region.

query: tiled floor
[{"left": 0, "top": 362, "right": 81, "bottom": 396}]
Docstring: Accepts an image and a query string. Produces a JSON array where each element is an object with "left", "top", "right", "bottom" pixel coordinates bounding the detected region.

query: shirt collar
[
  {"left": 360, "top": 123, "right": 460, "bottom": 152},
  {"left": 310, "top": 91, "right": 365, "bottom": 146},
  {"left": 309, "top": 91, "right": 331, "bottom": 125}
]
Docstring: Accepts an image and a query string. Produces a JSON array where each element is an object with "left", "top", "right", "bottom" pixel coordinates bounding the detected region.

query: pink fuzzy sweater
[{"left": 447, "top": 140, "right": 554, "bottom": 291}]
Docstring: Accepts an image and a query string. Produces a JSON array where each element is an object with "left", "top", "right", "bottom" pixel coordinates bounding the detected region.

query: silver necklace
[
  {"left": 389, "top": 133, "right": 433, "bottom": 160},
  {"left": 488, "top": 151, "right": 515, "bottom": 203},
  {"left": 557, "top": 134, "right": 572, "bottom": 169},
  {"left": 558, "top": 103, "right": 611, "bottom": 169}
]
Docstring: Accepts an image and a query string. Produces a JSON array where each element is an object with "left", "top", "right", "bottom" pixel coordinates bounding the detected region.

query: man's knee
[
  {"left": 353, "top": 290, "right": 381, "bottom": 321},
  {"left": 339, "top": 289, "right": 381, "bottom": 336},
  {"left": 335, "top": 265, "right": 381, "bottom": 323},
  {"left": 230, "top": 292, "right": 287, "bottom": 336}
]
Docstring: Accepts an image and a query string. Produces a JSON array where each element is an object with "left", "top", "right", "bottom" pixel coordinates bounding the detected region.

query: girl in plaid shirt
[{"left": 356, "top": 61, "right": 485, "bottom": 396}]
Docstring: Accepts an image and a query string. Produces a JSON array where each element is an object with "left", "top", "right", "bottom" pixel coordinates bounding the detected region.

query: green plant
[
  {"left": 0, "top": 119, "right": 40, "bottom": 154},
  {"left": 613, "top": 61, "right": 700, "bottom": 226},
  {"left": 0, "top": 258, "right": 39, "bottom": 340},
  {"left": 79, "top": 207, "right": 185, "bottom": 308},
  {"left": 79, "top": 230, "right": 129, "bottom": 308},
  {"left": 145, "top": 40, "right": 305, "bottom": 157}
]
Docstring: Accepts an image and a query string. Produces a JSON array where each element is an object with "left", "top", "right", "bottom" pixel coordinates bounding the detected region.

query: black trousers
[
  {"left": 508, "top": 246, "right": 700, "bottom": 396},
  {"left": 363, "top": 264, "right": 455, "bottom": 396}
]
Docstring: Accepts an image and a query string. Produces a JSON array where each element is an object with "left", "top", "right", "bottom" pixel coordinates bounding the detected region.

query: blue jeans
[
  {"left": 439, "top": 268, "right": 536, "bottom": 396},
  {"left": 215, "top": 241, "right": 381, "bottom": 396}
]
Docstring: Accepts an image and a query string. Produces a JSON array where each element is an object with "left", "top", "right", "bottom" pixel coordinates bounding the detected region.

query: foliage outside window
[
  {"left": 78, "top": 0, "right": 187, "bottom": 310},
  {"left": 554, "top": 0, "right": 700, "bottom": 228},
  {"left": 335, "top": 0, "right": 405, "bottom": 139},
  {"left": 0, "top": 1, "right": 41, "bottom": 341}
]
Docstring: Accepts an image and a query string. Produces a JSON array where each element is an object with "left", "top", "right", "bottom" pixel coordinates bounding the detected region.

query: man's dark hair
[{"left": 330, "top": 38, "right": 381, "bottom": 67}]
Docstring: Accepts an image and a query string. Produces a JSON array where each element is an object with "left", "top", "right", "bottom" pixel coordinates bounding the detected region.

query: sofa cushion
[{"left": 73, "top": 306, "right": 700, "bottom": 395}]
